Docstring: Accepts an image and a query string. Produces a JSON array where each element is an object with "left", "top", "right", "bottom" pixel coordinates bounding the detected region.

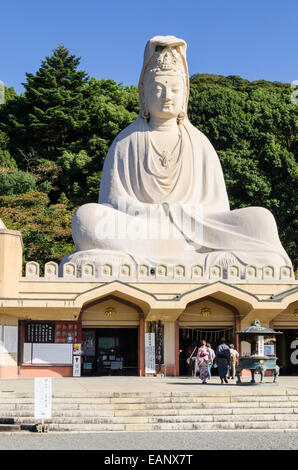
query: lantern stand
[{"left": 236, "top": 319, "right": 283, "bottom": 385}]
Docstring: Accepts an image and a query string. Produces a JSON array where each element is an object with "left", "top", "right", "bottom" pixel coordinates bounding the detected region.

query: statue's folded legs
[{"left": 70, "top": 202, "right": 290, "bottom": 271}]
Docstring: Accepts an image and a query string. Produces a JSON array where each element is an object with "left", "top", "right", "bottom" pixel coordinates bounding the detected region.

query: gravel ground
[{"left": 0, "top": 431, "right": 297, "bottom": 450}]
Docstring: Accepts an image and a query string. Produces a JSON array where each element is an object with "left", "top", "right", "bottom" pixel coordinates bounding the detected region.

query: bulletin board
[
  {"left": 22, "top": 321, "right": 81, "bottom": 365},
  {"left": 32, "top": 343, "right": 73, "bottom": 365}
]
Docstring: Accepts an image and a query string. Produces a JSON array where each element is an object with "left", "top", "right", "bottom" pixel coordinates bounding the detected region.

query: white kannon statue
[{"left": 62, "top": 36, "right": 292, "bottom": 278}]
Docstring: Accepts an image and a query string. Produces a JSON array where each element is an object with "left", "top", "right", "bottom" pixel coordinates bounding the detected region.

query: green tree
[
  {"left": 0, "top": 171, "right": 36, "bottom": 196},
  {"left": 0, "top": 130, "right": 17, "bottom": 168},
  {"left": 0, "top": 191, "right": 75, "bottom": 266},
  {"left": 188, "top": 75, "right": 298, "bottom": 267},
  {"left": 0, "top": 45, "right": 89, "bottom": 163}
]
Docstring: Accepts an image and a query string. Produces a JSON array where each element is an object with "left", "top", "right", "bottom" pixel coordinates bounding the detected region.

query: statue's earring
[
  {"left": 141, "top": 104, "right": 150, "bottom": 121},
  {"left": 140, "top": 85, "right": 150, "bottom": 121},
  {"left": 177, "top": 89, "right": 187, "bottom": 124},
  {"left": 177, "top": 109, "right": 185, "bottom": 124}
]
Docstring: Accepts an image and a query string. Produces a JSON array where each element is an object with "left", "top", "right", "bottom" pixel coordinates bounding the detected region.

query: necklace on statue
[{"left": 150, "top": 133, "right": 182, "bottom": 168}]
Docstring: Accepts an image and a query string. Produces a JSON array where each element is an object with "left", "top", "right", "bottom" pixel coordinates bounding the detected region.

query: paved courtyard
[{"left": 0, "top": 375, "right": 297, "bottom": 395}]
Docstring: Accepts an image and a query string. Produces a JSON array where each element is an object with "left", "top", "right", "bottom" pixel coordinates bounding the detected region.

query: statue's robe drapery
[{"left": 71, "top": 117, "right": 291, "bottom": 271}]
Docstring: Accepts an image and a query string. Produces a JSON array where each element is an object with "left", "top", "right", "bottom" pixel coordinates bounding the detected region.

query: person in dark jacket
[{"left": 215, "top": 338, "right": 231, "bottom": 384}]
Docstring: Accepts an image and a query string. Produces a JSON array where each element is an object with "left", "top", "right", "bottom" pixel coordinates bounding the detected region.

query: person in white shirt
[
  {"left": 206, "top": 342, "right": 215, "bottom": 380},
  {"left": 228, "top": 344, "right": 239, "bottom": 379}
]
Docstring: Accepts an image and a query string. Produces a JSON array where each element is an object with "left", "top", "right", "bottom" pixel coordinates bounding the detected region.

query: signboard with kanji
[{"left": 25, "top": 322, "right": 55, "bottom": 343}]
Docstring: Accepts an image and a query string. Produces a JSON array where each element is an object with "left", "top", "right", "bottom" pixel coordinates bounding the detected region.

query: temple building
[
  {"left": 1, "top": 35, "right": 297, "bottom": 379},
  {"left": 0, "top": 228, "right": 297, "bottom": 379}
]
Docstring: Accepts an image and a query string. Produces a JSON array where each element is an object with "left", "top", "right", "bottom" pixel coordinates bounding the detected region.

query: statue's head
[{"left": 138, "top": 36, "right": 189, "bottom": 124}]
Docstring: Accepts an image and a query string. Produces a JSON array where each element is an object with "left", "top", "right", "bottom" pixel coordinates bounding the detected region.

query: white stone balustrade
[{"left": 23, "top": 261, "right": 296, "bottom": 283}]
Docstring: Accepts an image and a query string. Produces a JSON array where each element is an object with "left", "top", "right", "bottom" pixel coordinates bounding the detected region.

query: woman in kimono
[
  {"left": 196, "top": 340, "right": 210, "bottom": 384},
  {"left": 215, "top": 339, "right": 231, "bottom": 384}
]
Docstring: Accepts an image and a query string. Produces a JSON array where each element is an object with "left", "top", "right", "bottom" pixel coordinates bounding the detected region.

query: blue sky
[{"left": 1, "top": 0, "right": 297, "bottom": 94}]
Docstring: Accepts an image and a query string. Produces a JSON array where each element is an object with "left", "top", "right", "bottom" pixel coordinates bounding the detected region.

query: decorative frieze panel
[
  {"left": 191, "top": 265, "right": 203, "bottom": 279},
  {"left": 227, "top": 265, "right": 240, "bottom": 280},
  {"left": 245, "top": 265, "right": 257, "bottom": 281},
  {"left": 138, "top": 265, "right": 150, "bottom": 277},
  {"left": 119, "top": 264, "right": 132, "bottom": 277},
  {"left": 63, "top": 262, "right": 76, "bottom": 278},
  {"left": 210, "top": 265, "right": 222, "bottom": 280},
  {"left": 44, "top": 262, "right": 58, "bottom": 279},
  {"left": 25, "top": 261, "right": 40, "bottom": 278},
  {"left": 280, "top": 266, "right": 293, "bottom": 280},
  {"left": 81, "top": 263, "right": 95, "bottom": 278},
  {"left": 157, "top": 265, "right": 167, "bottom": 277},
  {"left": 101, "top": 264, "right": 113, "bottom": 277},
  {"left": 263, "top": 265, "right": 275, "bottom": 280},
  {"left": 174, "top": 265, "right": 185, "bottom": 278}
]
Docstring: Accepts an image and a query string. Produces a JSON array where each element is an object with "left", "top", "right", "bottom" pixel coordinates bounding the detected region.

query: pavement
[
  {"left": 0, "top": 375, "right": 297, "bottom": 395},
  {"left": 1, "top": 431, "right": 298, "bottom": 450}
]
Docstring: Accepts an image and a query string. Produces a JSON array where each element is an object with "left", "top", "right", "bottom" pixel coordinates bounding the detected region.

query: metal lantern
[{"left": 236, "top": 319, "right": 283, "bottom": 385}]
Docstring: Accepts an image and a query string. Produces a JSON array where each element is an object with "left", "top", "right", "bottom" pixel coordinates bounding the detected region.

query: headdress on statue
[
  {"left": 145, "top": 46, "right": 186, "bottom": 77},
  {"left": 138, "top": 35, "right": 190, "bottom": 123}
]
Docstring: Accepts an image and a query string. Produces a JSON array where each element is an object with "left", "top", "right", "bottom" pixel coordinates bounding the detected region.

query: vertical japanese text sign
[
  {"left": 34, "top": 377, "right": 52, "bottom": 420},
  {"left": 145, "top": 332, "right": 156, "bottom": 374}
]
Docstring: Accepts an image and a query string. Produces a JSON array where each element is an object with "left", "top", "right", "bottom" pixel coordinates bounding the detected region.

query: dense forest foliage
[{"left": 0, "top": 46, "right": 297, "bottom": 269}]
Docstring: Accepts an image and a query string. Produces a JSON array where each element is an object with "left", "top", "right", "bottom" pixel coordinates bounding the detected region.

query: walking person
[
  {"left": 186, "top": 342, "right": 198, "bottom": 377},
  {"left": 215, "top": 338, "right": 231, "bottom": 384},
  {"left": 196, "top": 340, "right": 210, "bottom": 384},
  {"left": 228, "top": 344, "right": 239, "bottom": 380},
  {"left": 206, "top": 342, "right": 215, "bottom": 380}
]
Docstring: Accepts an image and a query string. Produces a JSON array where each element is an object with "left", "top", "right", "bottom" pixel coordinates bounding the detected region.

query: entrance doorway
[
  {"left": 276, "top": 328, "right": 298, "bottom": 375},
  {"left": 179, "top": 327, "right": 235, "bottom": 376},
  {"left": 81, "top": 328, "right": 138, "bottom": 376}
]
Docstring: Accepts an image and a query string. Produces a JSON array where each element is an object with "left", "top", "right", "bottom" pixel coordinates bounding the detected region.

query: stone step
[
  {"left": 47, "top": 421, "right": 298, "bottom": 432},
  {"left": 150, "top": 414, "right": 298, "bottom": 423},
  {"left": 0, "top": 395, "right": 297, "bottom": 404},
  {"left": 235, "top": 395, "right": 298, "bottom": 402},
  {"left": 1, "top": 393, "right": 296, "bottom": 402},
  {"left": 126, "top": 421, "right": 298, "bottom": 431},
  {"left": 3, "top": 403, "right": 298, "bottom": 415},
  {"left": 113, "top": 407, "right": 298, "bottom": 417},
  {"left": 1, "top": 408, "right": 298, "bottom": 420},
  {"left": 10, "top": 413, "right": 298, "bottom": 426},
  {"left": 1, "top": 403, "right": 298, "bottom": 416}
]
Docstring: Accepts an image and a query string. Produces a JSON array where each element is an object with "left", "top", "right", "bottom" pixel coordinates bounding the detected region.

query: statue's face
[{"left": 143, "top": 75, "right": 184, "bottom": 120}]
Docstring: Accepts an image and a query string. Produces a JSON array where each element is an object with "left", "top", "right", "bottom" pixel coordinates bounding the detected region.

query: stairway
[{"left": 0, "top": 390, "right": 297, "bottom": 432}]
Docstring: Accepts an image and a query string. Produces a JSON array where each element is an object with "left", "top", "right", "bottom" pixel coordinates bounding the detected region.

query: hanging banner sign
[
  {"left": 145, "top": 333, "right": 156, "bottom": 374},
  {"left": 34, "top": 377, "right": 52, "bottom": 420}
]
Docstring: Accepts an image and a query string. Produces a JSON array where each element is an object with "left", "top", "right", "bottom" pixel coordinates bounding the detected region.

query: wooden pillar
[
  {"left": 235, "top": 315, "right": 241, "bottom": 353},
  {"left": 175, "top": 321, "right": 180, "bottom": 377},
  {"left": 138, "top": 314, "right": 145, "bottom": 376}
]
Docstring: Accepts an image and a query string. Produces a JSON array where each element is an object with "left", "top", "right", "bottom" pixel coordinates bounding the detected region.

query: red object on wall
[{"left": 54, "top": 321, "right": 82, "bottom": 344}]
